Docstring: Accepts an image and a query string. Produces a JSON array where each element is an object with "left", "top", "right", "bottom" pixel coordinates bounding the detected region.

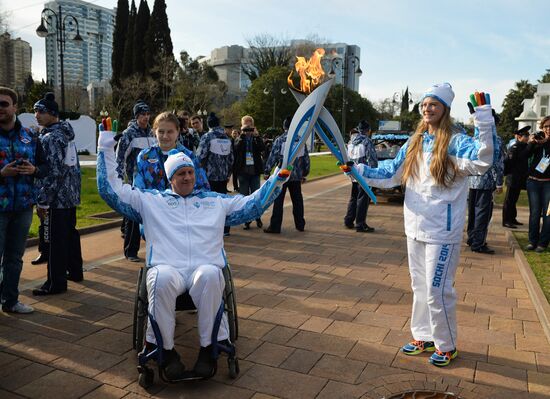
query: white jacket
[
  {"left": 357, "top": 105, "right": 496, "bottom": 244},
  {"left": 97, "top": 141, "right": 282, "bottom": 275}
]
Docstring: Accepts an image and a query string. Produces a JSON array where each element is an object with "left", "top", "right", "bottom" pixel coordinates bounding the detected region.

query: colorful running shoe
[
  {"left": 401, "top": 340, "right": 435, "bottom": 355},
  {"left": 429, "top": 348, "right": 458, "bottom": 367}
]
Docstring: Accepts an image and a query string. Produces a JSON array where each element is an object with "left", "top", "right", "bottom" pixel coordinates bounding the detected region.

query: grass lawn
[
  {"left": 28, "top": 167, "right": 113, "bottom": 238},
  {"left": 514, "top": 231, "right": 550, "bottom": 302},
  {"left": 309, "top": 154, "right": 340, "bottom": 180}
]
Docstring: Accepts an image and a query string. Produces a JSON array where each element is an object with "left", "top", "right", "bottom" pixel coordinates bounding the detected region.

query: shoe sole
[{"left": 402, "top": 346, "right": 435, "bottom": 356}]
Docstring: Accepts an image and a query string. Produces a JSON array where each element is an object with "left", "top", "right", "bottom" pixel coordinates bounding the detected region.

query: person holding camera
[
  {"left": 525, "top": 116, "right": 550, "bottom": 253},
  {"left": 234, "top": 116, "right": 265, "bottom": 229}
]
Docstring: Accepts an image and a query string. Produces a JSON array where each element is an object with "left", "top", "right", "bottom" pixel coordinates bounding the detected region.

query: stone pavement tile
[
  {"left": 517, "top": 299, "right": 535, "bottom": 309},
  {"left": 475, "top": 303, "right": 513, "bottom": 318},
  {"left": 280, "top": 348, "right": 323, "bottom": 374},
  {"left": 0, "top": 389, "right": 26, "bottom": 398},
  {"left": 276, "top": 298, "right": 336, "bottom": 318},
  {"left": 316, "top": 380, "right": 367, "bottom": 399},
  {"left": 234, "top": 363, "right": 327, "bottom": 399},
  {"left": 246, "top": 342, "right": 295, "bottom": 367},
  {"left": 330, "top": 307, "right": 361, "bottom": 322},
  {"left": 245, "top": 294, "right": 285, "bottom": 308},
  {"left": 357, "top": 362, "right": 413, "bottom": 383},
  {"left": 250, "top": 307, "right": 310, "bottom": 328},
  {"left": 488, "top": 344, "right": 537, "bottom": 371},
  {"left": 0, "top": 357, "right": 33, "bottom": 378},
  {"left": 481, "top": 277, "right": 514, "bottom": 288},
  {"left": 474, "top": 362, "right": 528, "bottom": 392},
  {"left": 235, "top": 336, "right": 263, "bottom": 358},
  {"left": 456, "top": 284, "right": 507, "bottom": 297},
  {"left": 513, "top": 308, "right": 539, "bottom": 322},
  {"left": 15, "top": 369, "right": 100, "bottom": 399},
  {"left": 239, "top": 318, "right": 275, "bottom": 340},
  {"left": 375, "top": 303, "right": 411, "bottom": 317},
  {"left": 94, "top": 312, "right": 133, "bottom": 331},
  {"left": 95, "top": 356, "right": 137, "bottom": 389},
  {"left": 516, "top": 335, "right": 550, "bottom": 354},
  {"left": 392, "top": 353, "right": 476, "bottom": 382},
  {"left": 235, "top": 304, "right": 261, "bottom": 319},
  {"left": 324, "top": 320, "right": 389, "bottom": 343},
  {"left": 523, "top": 321, "right": 546, "bottom": 337},
  {"left": 507, "top": 288, "right": 530, "bottom": 299},
  {"left": 7, "top": 334, "right": 82, "bottom": 364},
  {"left": 52, "top": 345, "right": 125, "bottom": 378},
  {"left": 0, "top": 351, "right": 19, "bottom": 367},
  {"left": 464, "top": 293, "right": 517, "bottom": 307},
  {"left": 536, "top": 353, "right": 550, "bottom": 373},
  {"left": 30, "top": 298, "right": 81, "bottom": 314},
  {"left": 489, "top": 316, "right": 523, "bottom": 334},
  {"left": 0, "top": 362, "right": 53, "bottom": 391},
  {"left": 354, "top": 310, "right": 408, "bottom": 330},
  {"left": 76, "top": 328, "right": 132, "bottom": 356},
  {"left": 156, "top": 380, "right": 255, "bottom": 399},
  {"left": 309, "top": 353, "right": 365, "bottom": 383},
  {"left": 299, "top": 316, "right": 333, "bottom": 333},
  {"left": 64, "top": 303, "right": 118, "bottom": 323},
  {"left": 277, "top": 287, "right": 315, "bottom": 301},
  {"left": 347, "top": 341, "right": 399, "bottom": 366},
  {"left": 528, "top": 370, "right": 550, "bottom": 396},
  {"left": 306, "top": 292, "right": 360, "bottom": 308},
  {"left": 251, "top": 393, "right": 281, "bottom": 399},
  {"left": 456, "top": 340, "right": 488, "bottom": 362},
  {"left": 81, "top": 384, "right": 127, "bottom": 399},
  {"left": 459, "top": 325, "right": 515, "bottom": 346},
  {"left": 382, "top": 329, "right": 411, "bottom": 347},
  {"left": 0, "top": 324, "right": 35, "bottom": 347},
  {"left": 456, "top": 311, "right": 489, "bottom": 329},
  {"left": 261, "top": 325, "right": 298, "bottom": 345},
  {"left": 287, "top": 330, "right": 356, "bottom": 357}
]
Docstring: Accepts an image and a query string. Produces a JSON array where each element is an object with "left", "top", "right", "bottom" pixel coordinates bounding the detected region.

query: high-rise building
[
  {"left": 0, "top": 33, "right": 32, "bottom": 92},
  {"left": 44, "top": 0, "right": 115, "bottom": 88}
]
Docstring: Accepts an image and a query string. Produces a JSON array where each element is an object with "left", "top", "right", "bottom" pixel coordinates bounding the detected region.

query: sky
[{"left": 5, "top": 0, "right": 550, "bottom": 122}]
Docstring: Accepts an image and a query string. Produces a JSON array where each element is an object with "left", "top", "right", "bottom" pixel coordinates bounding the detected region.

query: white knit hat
[
  {"left": 421, "top": 82, "right": 455, "bottom": 108},
  {"left": 164, "top": 150, "right": 194, "bottom": 180}
]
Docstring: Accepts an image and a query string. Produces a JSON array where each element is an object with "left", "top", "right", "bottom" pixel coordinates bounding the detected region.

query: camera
[
  {"left": 14, "top": 159, "right": 24, "bottom": 166},
  {"left": 241, "top": 127, "right": 254, "bottom": 133},
  {"left": 533, "top": 131, "right": 545, "bottom": 140}
]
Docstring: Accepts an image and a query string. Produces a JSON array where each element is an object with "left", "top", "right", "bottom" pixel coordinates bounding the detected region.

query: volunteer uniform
[{"left": 357, "top": 84, "right": 496, "bottom": 352}]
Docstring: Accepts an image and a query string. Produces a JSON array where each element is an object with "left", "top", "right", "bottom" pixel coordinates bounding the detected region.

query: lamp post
[
  {"left": 263, "top": 86, "right": 288, "bottom": 128},
  {"left": 329, "top": 55, "right": 362, "bottom": 134},
  {"left": 36, "top": 5, "right": 83, "bottom": 113}
]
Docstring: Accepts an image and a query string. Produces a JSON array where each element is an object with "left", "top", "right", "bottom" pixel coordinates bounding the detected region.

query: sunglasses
[{"left": 0, "top": 100, "right": 12, "bottom": 108}]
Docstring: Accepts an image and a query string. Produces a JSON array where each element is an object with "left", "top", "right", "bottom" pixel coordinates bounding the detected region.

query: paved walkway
[{"left": 1, "top": 175, "right": 550, "bottom": 398}]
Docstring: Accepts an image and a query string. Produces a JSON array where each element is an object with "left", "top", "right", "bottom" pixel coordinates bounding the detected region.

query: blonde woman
[{"left": 357, "top": 83, "right": 496, "bottom": 367}]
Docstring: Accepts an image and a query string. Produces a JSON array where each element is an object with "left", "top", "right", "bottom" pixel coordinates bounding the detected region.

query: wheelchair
[{"left": 132, "top": 263, "right": 239, "bottom": 388}]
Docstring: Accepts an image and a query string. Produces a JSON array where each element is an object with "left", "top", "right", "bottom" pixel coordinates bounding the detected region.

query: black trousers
[
  {"left": 123, "top": 217, "right": 141, "bottom": 258},
  {"left": 41, "top": 207, "right": 83, "bottom": 292},
  {"left": 467, "top": 189, "right": 493, "bottom": 250},
  {"left": 502, "top": 185, "right": 522, "bottom": 224},
  {"left": 344, "top": 182, "right": 371, "bottom": 228},
  {"left": 37, "top": 213, "right": 50, "bottom": 257},
  {"left": 209, "top": 180, "right": 230, "bottom": 234},
  {"left": 269, "top": 180, "right": 305, "bottom": 232}
]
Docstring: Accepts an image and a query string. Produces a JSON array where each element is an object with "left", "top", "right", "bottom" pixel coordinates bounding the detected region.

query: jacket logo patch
[
  {"left": 193, "top": 201, "right": 200, "bottom": 208},
  {"left": 166, "top": 197, "right": 179, "bottom": 208},
  {"left": 201, "top": 200, "right": 216, "bottom": 209},
  {"left": 20, "top": 137, "right": 31, "bottom": 144},
  {"left": 148, "top": 158, "right": 158, "bottom": 163}
]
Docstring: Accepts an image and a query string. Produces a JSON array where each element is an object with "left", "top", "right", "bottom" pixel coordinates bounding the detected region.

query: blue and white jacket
[
  {"left": 357, "top": 105, "right": 496, "bottom": 244},
  {"left": 133, "top": 144, "right": 210, "bottom": 192},
  {"left": 116, "top": 120, "right": 156, "bottom": 182},
  {"left": 197, "top": 127, "right": 234, "bottom": 182},
  {"left": 264, "top": 131, "right": 311, "bottom": 181},
  {"left": 97, "top": 132, "right": 283, "bottom": 274},
  {"left": 468, "top": 135, "right": 504, "bottom": 190},
  {"left": 347, "top": 133, "right": 378, "bottom": 167}
]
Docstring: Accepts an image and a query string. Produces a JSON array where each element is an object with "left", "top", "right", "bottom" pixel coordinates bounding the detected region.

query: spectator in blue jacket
[
  {"left": 263, "top": 116, "right": 311, "bottom": 233},
  {"left": 344, "top": 120, "right": 378, "bottom": 232},
  {"left": 32, "top": 92, "right": 82, "bottom": 296},
  {"left": 467, "top": 131, "right": 504, "bottom": 254},
  {"left": 0, "top": 87, "right": 48, "bottom": 312},
  {"left": 116, "top": 100, "right": 156, "bottom": 262}
]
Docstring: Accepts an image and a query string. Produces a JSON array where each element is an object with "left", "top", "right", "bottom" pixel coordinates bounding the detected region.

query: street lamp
[
  {"left": 36, "top": 5, "right": 83, "bottom": 113},
  {"left": 328, "top": 55, "right": 362, "bottom": 135},
  {"left": 263, "top": 86, "right": 288, "bottom": 128}
]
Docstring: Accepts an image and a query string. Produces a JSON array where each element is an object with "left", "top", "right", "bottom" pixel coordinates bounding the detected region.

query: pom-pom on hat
[
  {"left": 33, "top": 92, "right": 59, "bottom": 116},
  {"left": 207, "top": 112, "right": 220, "bottom": 128},
  {"left": 421, "top": 82, "right": 455, "bottom": 108},
  {"left": 133, "top": 100, "right": 150, "bottom": 118},
  {"left": 164, "top": 149, "right": 195, "bottom": 181}
]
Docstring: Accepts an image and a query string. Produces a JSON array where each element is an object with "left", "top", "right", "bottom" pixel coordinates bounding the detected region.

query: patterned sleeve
[
  {"left": 133, "top": 149, "right": 147, "bottom": 190},
  {"left": 365, "top": 138, "right": 378, "bottom": 168},
  {"left": 356, "top": 139, "right": 409, "bottom": 189},
  {"left": 115, "top": 130, "right": 131, "bottom": 179},
  {"left": 37, "top": 134, "right": 67, "bottom": 206},
  {"left": 303, "top": 144, "right": 310, "bottom": 177},
  {"left": 264, "top": 137, "right": 281, "bottom": 175},
  {"left": 494, "top": 139, "right": 505, "bottom": 187},
  {"left": 197, "top": 133, "right": 210, "bottom": 169}
]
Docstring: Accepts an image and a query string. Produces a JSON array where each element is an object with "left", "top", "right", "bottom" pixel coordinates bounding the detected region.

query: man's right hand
[
  {"left": 1, "top": 161, "right": 19, "bottom": 177},
  {"left": 263, "top": 174, "right": 270, "bottom": 180}
]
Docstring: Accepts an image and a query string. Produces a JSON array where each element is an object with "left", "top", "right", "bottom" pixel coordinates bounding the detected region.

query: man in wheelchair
[{"left": 96, "top": 129, "right": 289, "bottom": 381}]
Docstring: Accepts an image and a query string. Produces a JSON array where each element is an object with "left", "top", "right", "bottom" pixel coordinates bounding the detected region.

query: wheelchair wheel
[
  {"left": 133, "top": 267, "right": 149, "bottom": 352},
  {"left": 223, "top": 265, "right": 238, "bottom": 341}
]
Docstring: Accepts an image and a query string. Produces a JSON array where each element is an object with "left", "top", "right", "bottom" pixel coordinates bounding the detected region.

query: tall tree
[
  {"left": 499, "top": 79, "right": 536, "bottom": 140},
  {"left": 121, "top": 0, "right": 136, "bottom": 78},
  {"left": 539, "top": 69, "right": 550, "bottom": 84},
  {"left": 133, "top": 0, "right": 151, "bottom": 76},
  {"left": 242, "top": 34, "right": 293, "bottom": 82},
  {"left": 111, "top": 0, "right": 129, "bottom": 86},
  {"left": 144, "top": 0, "right": 173, "bottom": 74},
  {"left": 401, "top": 87, "right": 410, "bottom": 115}
]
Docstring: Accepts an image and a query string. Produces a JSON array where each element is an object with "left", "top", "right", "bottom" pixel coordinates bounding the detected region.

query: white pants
[
  {"left": 146, "top": 264, "right": 229, "bottom": 349},
  {"left": 407, "top": 238, "right": 460, "bottom": 352}
]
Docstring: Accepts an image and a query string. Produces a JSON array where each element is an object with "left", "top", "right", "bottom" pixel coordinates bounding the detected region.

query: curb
[{"left": 505, "top": 230, "right": 550, "bottom": 345}]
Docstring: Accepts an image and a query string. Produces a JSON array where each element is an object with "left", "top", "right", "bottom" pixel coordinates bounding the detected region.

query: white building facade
[{"left": 516, "top": 83, "right": 550, "bottom": 132}]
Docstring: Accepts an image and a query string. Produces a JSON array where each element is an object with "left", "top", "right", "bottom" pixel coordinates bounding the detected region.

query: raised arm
[
  {"left": 97, "top": 130, "right": 144, "bottom": 223},
  {"left": 355, "top": 139, "right": 409, "bottom": 189}
]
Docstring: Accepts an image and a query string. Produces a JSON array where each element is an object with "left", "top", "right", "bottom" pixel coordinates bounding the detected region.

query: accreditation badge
[
  {"left": 535, "top": 156, "right": 549, "bottom": 174},
  {"left": 245, "top": 151, "right": 254, "bottom": 166}
]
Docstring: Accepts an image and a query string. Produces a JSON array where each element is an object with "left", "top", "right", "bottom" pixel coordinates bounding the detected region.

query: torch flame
[{"left": 288, "top": 48, "right": 326, "bottom": 94}]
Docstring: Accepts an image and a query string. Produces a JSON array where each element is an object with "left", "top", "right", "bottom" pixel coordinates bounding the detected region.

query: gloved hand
[
  {"left": 97, "top": 118, "right": 119, "bottom": 151},
  {"left": 337, "top": 161, "right": 354, "bottom": 176},
  {"left": 467, "top": 92, "right": 494, "bottom": 125},
  {"left": 272, "top": 165, "right": 292, "bottom": 186}
]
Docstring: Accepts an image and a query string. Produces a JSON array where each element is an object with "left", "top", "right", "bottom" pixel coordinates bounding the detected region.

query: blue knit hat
[
  {"left": 164, "top": 149, "right": 194, "bottom": 180},
  {"left": 421, "top": 83, "right": 455, "bottom": 108},
  {"left": 133, "top": 100, "right": 150, "bottom": 118},
  {"left": 33, "top": 92, "right": 59, "bottom": 116}
]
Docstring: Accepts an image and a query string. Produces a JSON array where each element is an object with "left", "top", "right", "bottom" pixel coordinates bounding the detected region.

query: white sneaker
[{"left": 3, "top": 302, "right": 34, "bottom": 314}]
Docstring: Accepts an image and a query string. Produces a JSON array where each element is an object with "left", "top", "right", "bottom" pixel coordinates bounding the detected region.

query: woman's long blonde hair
[{"left": 401, "top": 106, "right": 457, "bottom": 187}]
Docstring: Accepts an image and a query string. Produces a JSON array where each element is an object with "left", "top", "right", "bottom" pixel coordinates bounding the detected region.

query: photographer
[{"left": 525, "top": 116, "right": 550, "bottom": 253}]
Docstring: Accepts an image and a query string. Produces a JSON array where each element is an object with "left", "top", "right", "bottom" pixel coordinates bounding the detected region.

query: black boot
[
  {"left": 193, "top": 345, "right": 217, "bottom": 378},
  {"left": 161, "top": 349, "right": 186, "bottom": 381}
]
